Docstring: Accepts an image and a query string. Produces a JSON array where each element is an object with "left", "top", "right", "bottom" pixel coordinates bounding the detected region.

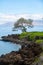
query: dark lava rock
[
  {"left": 0, "top": 42, "right": 42, "bottom": 65},
  {"left": 1, "top": 34, "right": 43, "bottom": 65}
]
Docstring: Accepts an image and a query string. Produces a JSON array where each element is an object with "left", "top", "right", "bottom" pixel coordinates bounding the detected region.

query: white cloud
[
  {"left": 0, "top": 13, "right": 43, "bottom": 24},
  {"left": 15, "top": 14, "right": 43, "bottom": 20}
]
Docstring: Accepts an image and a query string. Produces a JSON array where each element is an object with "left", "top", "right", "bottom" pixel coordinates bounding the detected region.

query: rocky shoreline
[
  {"left": 1, "top": 34, "right": 31, "bottom": 45},
  {"left": 0, "top": 34, "right": 42, "bottom": 65},
  {"left": 0, "top": 43, "right": 42, "bottom": 65}
]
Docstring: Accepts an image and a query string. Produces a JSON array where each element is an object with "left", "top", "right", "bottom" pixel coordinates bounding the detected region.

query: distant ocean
[
  {"left": 0, "top": 20, "right": 43, "bottom": 36},
  {"left": 27, "top": 25, "right": 43, "bottom": 32}
]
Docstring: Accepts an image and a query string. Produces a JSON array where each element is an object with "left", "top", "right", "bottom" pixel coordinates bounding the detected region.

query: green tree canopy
[{"left": 13, "top": 18, "right": 33, "bottom": 32}]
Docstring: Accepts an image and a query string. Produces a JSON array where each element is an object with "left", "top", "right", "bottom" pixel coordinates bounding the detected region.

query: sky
[{"left": 0, "top": 0, "right": 43, "bottom": 24}]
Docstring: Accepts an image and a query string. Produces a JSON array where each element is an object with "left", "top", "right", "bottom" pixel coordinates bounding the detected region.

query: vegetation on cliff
[
  {"left": 36, "top": 40, "right": 43, "bottom": 44},
  {"left": 19, "top": 32, "right": 43, "bottom": 41}
]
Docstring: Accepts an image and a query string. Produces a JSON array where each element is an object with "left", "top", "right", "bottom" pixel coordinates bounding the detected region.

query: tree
[{"left": 13, "top": 18, "right": 33, "bottom": 32}]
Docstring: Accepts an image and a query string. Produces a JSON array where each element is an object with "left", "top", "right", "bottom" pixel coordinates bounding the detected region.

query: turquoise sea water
[{"left": 0, "top": 23, "right": 43, "bottom": 56}]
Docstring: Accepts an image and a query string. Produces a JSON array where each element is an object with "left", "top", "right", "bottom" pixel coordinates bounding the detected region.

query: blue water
[
  {"left": 27, "top": 25, "right": 43, "bottom": 32},
  {"left": 0, "top": 25, "right": 21, "bottom": 37},
  {"left": 0, "top": 24, "right": 43, "bottom": 56},
  {"left": 0, "top": 41, "right": 21, "bottom": 55},
  {"left": 0, "top": 24, "right": 21, "bottom": 56}
]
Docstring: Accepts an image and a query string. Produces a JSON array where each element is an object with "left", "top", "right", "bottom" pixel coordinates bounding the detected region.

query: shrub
[{"left": 36, "top": 40, "right": 43, "bottom": 44}]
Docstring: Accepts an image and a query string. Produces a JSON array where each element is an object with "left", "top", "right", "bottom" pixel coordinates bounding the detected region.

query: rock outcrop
[
  {"left": 0, "top": 34, "right": 43, "bottom": 65},
  {"left": 1, "top": 34, "right": 32, "bottom": 45},
  {"left": 0, "top": 43, "right": 42, "bottom": 65}
]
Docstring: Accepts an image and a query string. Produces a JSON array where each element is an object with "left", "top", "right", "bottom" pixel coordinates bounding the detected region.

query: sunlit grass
[
  {"left": 36, "top": 39, "right": 43, "bottom": 44},
  {"left": 19, "top": 32, "right": 43, "bottom": 41}
]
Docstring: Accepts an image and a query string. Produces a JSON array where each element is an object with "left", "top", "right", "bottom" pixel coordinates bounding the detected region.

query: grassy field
[{"left": 19, "top": 32, "right": 43, "bottom": 41}]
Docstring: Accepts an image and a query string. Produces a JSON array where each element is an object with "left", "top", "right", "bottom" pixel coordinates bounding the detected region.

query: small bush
[
  {"left": 19, "top": 32, "right": 29, "bottom": 39},
  {"left": 36, "top": 40, "right": 43, "bottom": 44}
]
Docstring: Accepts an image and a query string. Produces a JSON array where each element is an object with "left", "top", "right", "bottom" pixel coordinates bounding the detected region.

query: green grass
[
  {"left": 19, "top": 32, "right": 29, "bottom": 39},
  {"left": 19, "top": 32, "right": 43, "bottom": 41},
  {"left": 36, "top": 39, "right": 43, "bottom": 44},
  {"left": 35, "top": 39, "right": 43, "bottom": 50}
]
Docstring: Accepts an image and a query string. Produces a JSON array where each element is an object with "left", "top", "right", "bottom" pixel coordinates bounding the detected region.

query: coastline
[
  {"left": 0, "top": 41, "right": 42, "bottom": 65},
  {"left": 0, "top": 32, "right": 43, "bottom": 65}
]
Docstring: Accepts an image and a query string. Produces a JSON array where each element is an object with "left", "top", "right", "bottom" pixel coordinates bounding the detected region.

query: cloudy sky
[{"left": 0, "top": 0, "right": 43, "bottom": 24}]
